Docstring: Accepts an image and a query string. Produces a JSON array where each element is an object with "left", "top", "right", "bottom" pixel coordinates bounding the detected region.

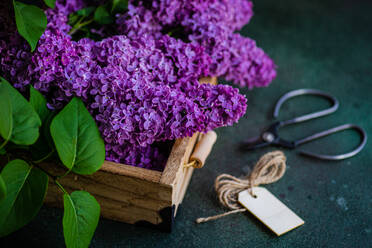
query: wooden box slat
[
  {"left": 44, "top": 133, "right": 200, "bottom": 231},
  {"left": 102, "top": 161, "right": 162, "bottom": 182}
]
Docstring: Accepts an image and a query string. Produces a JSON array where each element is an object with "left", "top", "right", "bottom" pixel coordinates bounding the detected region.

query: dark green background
[{"left": 1, "top": 0, "right": 372, "bottom": 247}]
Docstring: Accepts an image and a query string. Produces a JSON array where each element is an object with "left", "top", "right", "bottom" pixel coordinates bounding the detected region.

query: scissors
[{"left": 241, "top": 89, "right": 367, "bottom": 160}]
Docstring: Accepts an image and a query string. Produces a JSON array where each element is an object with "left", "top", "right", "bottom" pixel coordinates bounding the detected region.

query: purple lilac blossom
[
  {"left": 88, "top": 34, "right": 246, "bottom": 147},
  {"left": 182, "top": 4, "right": 277, "bottom": 88},
  {"left": 116, "top": 3, "right": 163, "bottom": 39},
  {"left": 0, "top": 2, "right": 31, "bottom": 90},
  {"left": 0, "top": 0, "right": 248, "bottom": 169},
  {"left": 117, "top": 0, "right": 276, "bottom": 88}
]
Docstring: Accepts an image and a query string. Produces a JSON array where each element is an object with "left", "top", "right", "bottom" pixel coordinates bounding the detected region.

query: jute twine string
[{"left": 196, "top": 151, "right": 286, "bottom": 223}]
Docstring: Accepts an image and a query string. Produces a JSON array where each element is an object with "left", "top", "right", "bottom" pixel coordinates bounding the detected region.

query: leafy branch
[
  {"left": 67, "top": 0, "right": 128, "bottom": 40},
  {"left": 0, "top": 77, "right": 105, "bottom": 248}
]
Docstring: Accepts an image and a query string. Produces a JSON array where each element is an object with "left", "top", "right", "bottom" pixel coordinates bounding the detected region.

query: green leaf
[
  {"left": 0, "top": 175, "right": 6, "bottom": 203},
  {"left": 68, "top": 13, "right": 80, "bottom": 26},
  {"left": 0, "top": 82, "right": 13, "bottom": 147},
  {"left": 94, "top": 5, "right": 114, "bottom": 25},
  {"left": 29, "top": 85, "right": 55, "bottom": 159},
  {"left": 30, "top": 111, "right": 56, "bottom": 162},
  {"left": 111, "top": 0, "right": 128, "bottom": 13},
  {"left": 13, "top": 1, "right": 47, "bottom": 52},
  {"left": 41, "top": 111, "right": 56, "bottom": 148},
  {"left": 44, "top": 0, "right": 56, "bottom": 8},
  {"left": 68, "top": 6, "right": 95, "bottom": 28},
  {"left": 50, "top": 97, "right": 105, "bottom": 175},
  {"left": 76, "top": 6, "right": 95, "bottom": 17},
  {"left": 0, "top": 148, "right": 6, "bottom": 155},
  {"left": 63, "top": 191, "right": 100, "bottom": 248},
  {"left": 29, "top": 85, "right": 50, "bottom": 123},
  {"left": 0, "top": 159, "right": 48, "bottom": 237},
  {"left": 0, "top": 78, "right": 41, "bottom": 145}
]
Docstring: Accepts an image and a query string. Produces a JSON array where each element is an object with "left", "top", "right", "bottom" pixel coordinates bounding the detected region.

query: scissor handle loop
[
  {"left": 296, "top": 124, "right": 367, "bottom": 160},
  {"left": 273, "top": 89, "right": 339, "bottom": 127}
]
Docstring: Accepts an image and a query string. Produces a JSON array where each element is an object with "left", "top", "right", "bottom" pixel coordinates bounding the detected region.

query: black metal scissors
[{"left": 241, "top": 89, "right": 367, "bottom": 160}]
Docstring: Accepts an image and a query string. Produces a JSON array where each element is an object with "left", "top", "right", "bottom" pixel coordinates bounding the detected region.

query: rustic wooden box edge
[{"left": 44, "top": 123, "right": 201, "bottom": 232}]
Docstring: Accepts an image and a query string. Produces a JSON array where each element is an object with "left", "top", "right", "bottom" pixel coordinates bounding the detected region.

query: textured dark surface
[{"left": 1, "top": 0, "right": 372, "bottom": 247}]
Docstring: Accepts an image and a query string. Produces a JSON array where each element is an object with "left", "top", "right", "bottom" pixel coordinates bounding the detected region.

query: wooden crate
[{"left": 43, "top": 77, "right": 217, "bottom": 232}]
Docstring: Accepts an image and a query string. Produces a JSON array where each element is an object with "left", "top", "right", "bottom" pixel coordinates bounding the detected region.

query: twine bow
[{"left": 196, "top": 151, "right": 286, "bottom": 223}]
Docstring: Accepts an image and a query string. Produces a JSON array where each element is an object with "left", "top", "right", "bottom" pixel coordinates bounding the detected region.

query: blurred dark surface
[{"left": 1, "top": 0, "right": 371, "bottom": 247}]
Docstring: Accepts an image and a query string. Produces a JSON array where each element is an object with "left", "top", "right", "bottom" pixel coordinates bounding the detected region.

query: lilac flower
[
  {"left": 223, "top": 34, "right": 277, "bottom": 88},
  {"left": 179, "top": 0, "right": 276, "bottom": 87},
  {"left": 0, "top": 2, "right": 32, "bottom": 91},
  {"left": 116, "top": 3, "right": 163, "bottom": 39},
  {"left": 0, "top": 0, "right": 258, "bottom": 170},
  {"left": 117, "top": 0, "right": 276, "bottom": 88},
  {"left": 89, "top": 34, "right": 246, "bottom": 148}
]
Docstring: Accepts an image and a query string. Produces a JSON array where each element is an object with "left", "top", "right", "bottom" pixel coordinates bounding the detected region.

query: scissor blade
[{"left": 239, "top": 135, "right": 270, "bottom": 150}]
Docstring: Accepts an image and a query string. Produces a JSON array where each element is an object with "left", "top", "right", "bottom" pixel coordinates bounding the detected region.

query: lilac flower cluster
[
  {"left": 0, "top": 3, "right": 31, "bottom": 91},
  {"left": 0, "top": 0, "right": 251, "bottom": 170},
  {"left": 117, "top": 0, "right": 277, "bottom": 88}
]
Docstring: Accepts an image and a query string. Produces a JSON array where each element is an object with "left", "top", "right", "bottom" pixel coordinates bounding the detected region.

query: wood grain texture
[
  {"left": 174, "top": 167, "right": 194, "bottom": 216},
  {"left": 160, "top": 133, "right": 199, "bottom": 206},
  {"left": 42, "top": 132, "right": 198, "bottom": 226},
  {"left": 46, "top": 183, "right": 168, "bottom": 225},
  {"left": 160, "top": 133, "right": 199, "bottom": 186},
  {"left": 199, "top": 77, "right": 217, "bottom": 85},
  {"left": 43, "top": 163, "right": 172, "bottom": 202},
  {"left": 101, "top": 160, "right": 161, "bottom": 183}
]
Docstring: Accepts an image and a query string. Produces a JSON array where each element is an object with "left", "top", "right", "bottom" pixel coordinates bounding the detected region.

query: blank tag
[{"left": 238, "top": 187, "right": 304, "bottom": 236}]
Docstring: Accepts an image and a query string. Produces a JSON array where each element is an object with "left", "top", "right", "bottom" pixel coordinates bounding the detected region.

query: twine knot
[{"left": 196, "top": 151, "right": 286, "bottom": 223}]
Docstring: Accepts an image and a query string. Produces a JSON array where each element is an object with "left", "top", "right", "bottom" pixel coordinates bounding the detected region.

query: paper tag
[{"left": 238, "top": 187, "right": 304, "bottom": 236}]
